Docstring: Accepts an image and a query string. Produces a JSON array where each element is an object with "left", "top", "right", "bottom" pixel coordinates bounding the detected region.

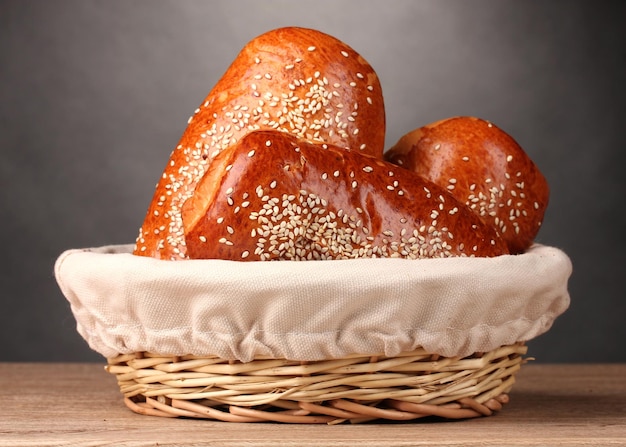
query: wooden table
[{"left": 0, "top": 363, "right": 624, "bottom": 446}]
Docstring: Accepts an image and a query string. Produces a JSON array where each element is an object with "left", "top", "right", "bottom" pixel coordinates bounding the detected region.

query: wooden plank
[{"left": 0, "top": 363, "right": 624, "bottom": 446}]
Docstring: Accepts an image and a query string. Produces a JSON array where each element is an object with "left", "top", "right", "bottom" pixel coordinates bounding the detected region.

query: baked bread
[
  {"left": 385, "top": 116, "right": 549, "bottom": 254},
  {"left": 134, "top": 27, "right": 386, "bottom": 259},
  {"left": 182, "top": 130, "right": 509, "bottom": 260}
]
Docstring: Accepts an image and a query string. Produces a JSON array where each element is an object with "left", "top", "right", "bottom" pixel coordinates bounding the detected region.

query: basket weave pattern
[{"left": 105, "top": 343, "right": 527, "bottom": 424}]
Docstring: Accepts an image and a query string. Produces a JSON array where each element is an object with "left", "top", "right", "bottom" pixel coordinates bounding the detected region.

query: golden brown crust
[
  {"left": 134, "top": 27, "right": 386, "bottom": 260},
  {"left": 183, "top": 130, "right": 509, "bottom": 261},
  {"left": 385, "top": 116, "right": 549, "bottom": 254}
]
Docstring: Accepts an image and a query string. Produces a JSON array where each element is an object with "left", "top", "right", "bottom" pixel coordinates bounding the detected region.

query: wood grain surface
[{"left": 0, "top": 363, "right": 624, "bottom": 446}]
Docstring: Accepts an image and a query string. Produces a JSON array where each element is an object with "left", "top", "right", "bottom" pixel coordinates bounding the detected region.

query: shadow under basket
[{"left": 105, "top": 343, "right": 528, "bottom": 424}]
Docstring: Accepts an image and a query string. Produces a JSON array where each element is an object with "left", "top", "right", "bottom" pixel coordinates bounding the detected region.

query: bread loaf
[
  {"left": 182, "top": 130, "right": 509, "bottom": 261},
  {"left": 385, "top": 116, "right": 549, "bottom": 254},
  {"left": 134, "top": 27, "right": 386, "bottom": 259}
]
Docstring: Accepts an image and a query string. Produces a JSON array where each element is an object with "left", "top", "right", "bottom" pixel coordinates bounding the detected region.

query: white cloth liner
[{"left": 54, "top": 244, "right": 571, "bottom": 362}]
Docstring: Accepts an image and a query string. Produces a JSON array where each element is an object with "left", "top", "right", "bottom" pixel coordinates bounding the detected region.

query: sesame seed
[
  {"left": 341, "top": 50, "right": 349, "bottom": 57},
  {"left": 507, "top": 155, "right": 513, "bottom": 162},
  {"left": 199, "top": 235, "right": 207, "bottom": 243},
  {"left": 307, "top": 46, "right": 316, "bottom": 51},
  {"left": 248, "top": 150, "right": 256, "bottom": 157}
]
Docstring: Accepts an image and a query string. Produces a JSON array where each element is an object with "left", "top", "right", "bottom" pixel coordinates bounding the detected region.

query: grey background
[{"left": 1, "top": 0, "right": 624, "bottom": 363}]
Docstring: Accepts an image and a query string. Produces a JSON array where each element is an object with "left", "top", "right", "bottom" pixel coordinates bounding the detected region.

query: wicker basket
[
  {"left": 56, "top": 244, "right": 571, "bottom": 424},
  {"left": 105, "top": 343, "right": 527, "bottom": 424}
]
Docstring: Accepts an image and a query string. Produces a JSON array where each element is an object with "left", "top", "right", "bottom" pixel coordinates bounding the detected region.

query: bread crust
[
  {"left": 134, "top": 27, "right": 385, "bottom": 259},
  {"left": 385, "top": 117, "right": 549, "bottom": 253},
  {"left": 183, "top": 130, "right": 509, "bottom": 261}
]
